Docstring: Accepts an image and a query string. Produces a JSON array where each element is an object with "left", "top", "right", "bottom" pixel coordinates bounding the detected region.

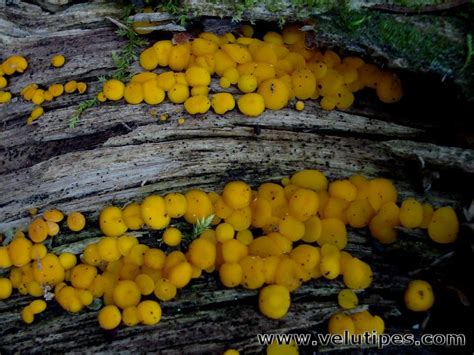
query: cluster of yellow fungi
[
  {"left": 99, "top": 23, "right": 402, "bottom": 120},
  {"left": 0, "top": 54, "right": 87, "bottom": 124},
  {"left": 0, "top": 169, "right": 456, "bottom": 340}
]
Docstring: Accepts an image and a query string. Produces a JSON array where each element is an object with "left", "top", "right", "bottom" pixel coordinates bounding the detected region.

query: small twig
[
  {"left": 408, "top": 251, "right": 455, "bottom": 276},
  {"left": 105, "top": 16, "right": 129, "bottom": 30},
  {"left": 461, "top": 33, "right": 473, "bottom": 72}
]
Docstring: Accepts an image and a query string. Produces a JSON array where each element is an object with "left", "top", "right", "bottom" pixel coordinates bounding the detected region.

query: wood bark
[{"left": 0, "top": 1, "right": 473, "bottom": 353}]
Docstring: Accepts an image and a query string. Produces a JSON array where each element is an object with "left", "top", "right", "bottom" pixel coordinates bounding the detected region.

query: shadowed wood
[{"left": 0, "top": 1, "right": 472, "bottom": 354}]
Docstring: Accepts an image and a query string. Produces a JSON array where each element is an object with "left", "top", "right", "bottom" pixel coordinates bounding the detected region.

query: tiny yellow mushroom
[
  {"left": 0, "top": 91, "right": 12, "bottom": 104},
  {"left": 51, "top": 55, "right": 66, "bottom": 68},
  {"left": 211, "top": 93, "right": 235, "bottom": 115},
  {"left": 404, "top": 279, "right": 434, "bottom": 311},
  {"left": 237, "top": 93, "right": 265, "bottom": 117},
  {"left": 103, "top": 79, "right": 125, "bottom": 101},
  {"left": 64, "top": 81, "right": 77, "bottom": 94},
  {"left": 98, "top": 305, "right": 122, "bottom": 330},
  {"left": 67, "top": 211, "right": 86, "bottom": 232},
  {"left": 259, "top": 284, "right": 291, "bottom": 319}
]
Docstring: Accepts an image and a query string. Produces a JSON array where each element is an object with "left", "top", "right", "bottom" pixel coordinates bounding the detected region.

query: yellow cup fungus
[
  {"left": 103, "top": 79, "right": 125, "bottom": 101},
  {"left": 162, "top": 227, "right": 182, "bottom": 247},
  {"left": 259, "top": 284, "right": 291, "bottom": 319},
  {"left": 98, "top": 305, "right": 122, "bottom": 330},
  {"left": 51, "top": 55, "right": 65, "bottom": 68},
  {"left": 338, "top": 289, "right": 358, "bottom": 309},
  {"left": 404, "top": 279, "right": 434, "bottom": 311},
  {"left": 137, "top": 300, "right": 162, "bottom": 325},
  {"left": 427, "top": 206, "right": 459, "bottom": 243},
  {"left": 67, "top": 211, "right": 86, "bottom": 232}
]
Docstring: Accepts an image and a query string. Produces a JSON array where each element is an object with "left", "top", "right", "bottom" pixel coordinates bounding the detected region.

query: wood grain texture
[{"left": 0, "top": 1, "right": 472, "bottom": 354}]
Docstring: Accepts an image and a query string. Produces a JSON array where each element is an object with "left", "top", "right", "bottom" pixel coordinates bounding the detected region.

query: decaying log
[{"left": 1, "top": 1, "right": 473, "bottom": 353}]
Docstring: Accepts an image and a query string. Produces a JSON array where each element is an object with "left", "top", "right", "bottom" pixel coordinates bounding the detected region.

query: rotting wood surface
[{"left": 1, "top": 1, "right": 473, "bottom": 354}]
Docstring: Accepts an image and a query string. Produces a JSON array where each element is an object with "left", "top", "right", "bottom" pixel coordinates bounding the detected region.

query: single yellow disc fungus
[
  {"left": 33, "top": 253, "right": 65, "bottom": 285},
  {"left": 0, "top": 91, "right": 12, "bottom": 104},
  {"left": 399, "top": 198, "right": 424, "bottom": 228},
  {"left": 29, "top": 299, "right": 47, "bottom": 314},
  {"left": 295, "top": 100, "right": 304, "bottom": 111},
  {"left": 122, "top": 203, "right": 144, "bottom": 230},
  {"left": 428, "top": 206, "right": 459, "bottom": 244},
  {"left": 211, "top": 92, "right": 235, "bottom": 115},
  {"left": 0, "top": 278, "right": 12, "bottom": 299},
  {"left": 163, "top": 227, "right": 182, "bottom": 246},
  {"left": 278, "top": 215, "right": 305, "bottom": 242},
  {"left": 329, "top": 180, "right": 357, "bottom": 202},
  {"left": 346, "top": 199, "right": 375, "bottom": 228},
  {"left": 43, "top": 209, "right": 64, "bottom": 222},
  {"left": 51, "top": 54, "right": 65, "bottom": 67},
  {"left": 238, "top": 93, "right": 265, "bottom": 117},
  {"left": 137, "top": 300, "right": 162, "bottom": 325},
  {"left": 290, "top": 169, "right": 328, "bottom": 192},
  {"left": 58, "top": 252, "right": 77, "bottom": 270},
  {"left": 123, "top": 82, "right": 144, "bottom": 104},
  {"left": 185, "top": 66, "right": 211, "bottom": 87},
  {"left": 67, "top": 211, "right": 86, "bottom": 232},
  {"left": 338, "top": 289, "right": 358, "bottom": 309},
  {"left": 237, "top": 74, "right": 258, "bottom": 93},
  {"left": 259, "top": 284, "right": 291, "bottom": 319},
  {"left": 184, "top": 95, "right": 211, "bottom": 115},
  {"left": 292, "top": 68, "right": 316, "bottom": 100},
  {"left": 83, "top": 243, "right": 102, "bottom": 266},
  {"left": 154, "top": 278, "right": 177, "bottom": 301},
  {"left": 164, "top": 193, "right": 187, "bottom": 218},
  {"left": 343, "top": 257, "right": 373, "bottom": 289},
  {"left": 139, "top": 47, "right": 159, "bottom": 71},
  {"left": 8, "top": 237, "right": 32, "bottom": 267},
  {"left": 168, "top": 44, "right": 191, "bottom": 71},
  {"left": 219, "top": 262, "right": 243, "bottom": 287},
  {"left": 257, "top": 78, "right": 289, "bottom": 110},
  {"left": 97, "top": 237, "right": 121, "bottom": 262},
  {"left": 135, "top": 274, "right": 155, "bottom": 295},
  {"left": 71, "top": 264, "right": 97, "bottom": 289},
  {"left": 167, "top": 261, "right": 193, "bottom": 288},
  {"left": 103, "top": 79, "right": 125, "bottom": 101},
  {"left": 302, "top": 216, "right": 322, "bottom": 243},
  {"left": 168, "top": 83, "right": 190, "bottom": 104},
  {"left": 28, "top": 218, "right": 48, "bottom": 243},
  {"left": 240, "top": 255, "right": 265, "bottom": 289},
  {"left": 215, "top": 222, "right": 235, "bottom": 242},
  {"left": 153, "top": 40, "right": 173, "bottom": 66},
  {"left": 0, "top": 76, "right": 7, "bottom": 89},
  {"left": 288, "top": 188, "right": 319, "bottom": 222},
  {"left": 404, "top": 279, "right": 434, "bottom": 311},
  {"left": 376, "top": 72, "right": 403, "bottom": 103},
  {"left": 99, "top": 206, "right": 127, "bottom": 236},
  {"left": 122, "top": 306, "right": 140, "bottom": 326},
  {"left": 64, "top": 81, "right": 77, "bottom": 94},
  {"left": 98, "top": 305, "right": 122, "bottom": 330},
  {"left": 187, "top": 238, "right": 216, "bottom": 270},
  {"left": 183, "top": 189, "right": 214, "bottom": 224},
  {"left": 223, "top": 181, "right": 252, "bottom": 209},
  {"left": 142, "top": 79, "right": 165, "bottom": 105},
  {"left": 113, "top": 280, "right": 141, "bottom": 309}
]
